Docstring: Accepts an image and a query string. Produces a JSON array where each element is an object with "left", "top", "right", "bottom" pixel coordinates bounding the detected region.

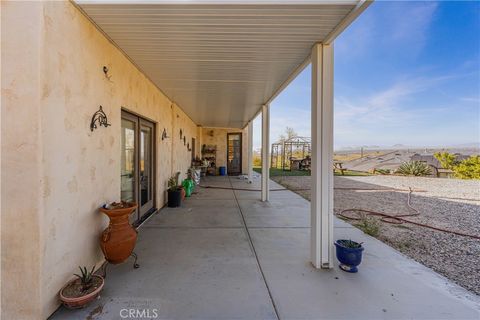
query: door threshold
[{"left": 133, "top": 207, "right": 158, "bottom": 229}]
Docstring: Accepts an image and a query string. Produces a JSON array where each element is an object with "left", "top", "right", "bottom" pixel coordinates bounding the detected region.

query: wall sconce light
[
  {"left": 187, "top": 143, "right": 191, "bottom": 151},
  {"left": 183, "top": 136, "right": 186, "bottom": 145},
  {"left": 161, "top": 128, "right": 169, "bottom": 140},
  {"left": 179, "top": 129, "right": 183, "bottom": 139},
  {"left": 90, "top": 106, "right": 111, "bottom": 132}
]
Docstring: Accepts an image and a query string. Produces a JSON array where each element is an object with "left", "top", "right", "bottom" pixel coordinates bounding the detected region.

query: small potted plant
[
  {"left": 59, "top": 266, "right": 104, "bottom": 308},
  {"left": 334, "top": 239, "right": 364, "bottom": 273},
  {"left": 168, "top": 172, "right": 182, "bottom": 207}
]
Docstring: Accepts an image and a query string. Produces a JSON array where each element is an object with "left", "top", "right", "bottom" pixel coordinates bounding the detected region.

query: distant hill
[
  {"left": 336, "top": 143, "right": 480, "bottom": 152},
  {"left": 447, "top": 142, "right": 480, "bottom": 149}
]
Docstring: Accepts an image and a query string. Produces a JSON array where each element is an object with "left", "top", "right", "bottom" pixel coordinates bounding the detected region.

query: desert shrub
[
  {"left": 396, "top": 161, "right": 432, "bottom": 176},
  {"left": 356, "top": 217, "right": 380, "bottom": 237},
  {"left": 453, "top": 155, "right": 480, "bottom": 179},
  {"left": 253, "top": 155, "right": 262, "bottom": 167},
  {"left": 434, "top": 152, "right": 459, "bottom": 169},
  {"left": 374, "top": 168, "right": 390, "bottom": 175}
]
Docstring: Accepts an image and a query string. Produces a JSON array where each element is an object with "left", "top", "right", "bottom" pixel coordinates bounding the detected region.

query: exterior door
[
  {"left": 227, "top": 133, "right": 242, "bottom": 175},
  {"left": 121, "top": 110, "right": 155, "bottom": 224}
]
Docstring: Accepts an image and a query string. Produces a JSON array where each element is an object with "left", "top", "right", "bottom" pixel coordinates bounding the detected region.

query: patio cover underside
[{"left": 75, "top": 0, "right": 366, "bottom": 128}]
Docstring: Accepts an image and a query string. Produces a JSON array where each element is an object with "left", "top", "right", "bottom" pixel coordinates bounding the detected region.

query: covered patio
[
  {"left": 3, "top": 1, "right": 479, "bottom": 319},
  {"left": 51, "top": 174, "right": 479, "bottom": 319}
]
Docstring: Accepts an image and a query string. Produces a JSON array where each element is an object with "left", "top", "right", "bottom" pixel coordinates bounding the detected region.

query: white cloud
[{"left": 334, "top": 71, "right": 478, "bottom": 148}]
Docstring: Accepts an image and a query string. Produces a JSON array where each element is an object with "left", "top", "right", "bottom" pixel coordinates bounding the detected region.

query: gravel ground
[{"left": 272, "top": 175, "right": 480, "bottom": 295}]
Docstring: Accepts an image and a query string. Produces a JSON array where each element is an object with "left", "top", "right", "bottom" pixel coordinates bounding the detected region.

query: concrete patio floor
[{"left": 51, "top": 174, "right": 480, "bottom": 320}]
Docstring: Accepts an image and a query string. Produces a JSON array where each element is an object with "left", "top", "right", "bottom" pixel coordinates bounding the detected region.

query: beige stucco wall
[
  {"left": 1, "top": 1, "right": 44, "bottom": 318},
  {"left": 2, "top": 1, "right": 198, "bottom": 318},
  {"left": 201, "top": 127, "right": 249, "bottom": 175}
]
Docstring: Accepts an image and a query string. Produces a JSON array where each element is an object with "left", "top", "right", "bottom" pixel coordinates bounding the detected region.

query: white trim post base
[{"left": 311, "top": 43, "right": 334, "bottom": 269}]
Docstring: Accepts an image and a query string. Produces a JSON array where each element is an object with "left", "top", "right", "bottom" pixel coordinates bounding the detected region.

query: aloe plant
[
  {"left": 74, "top": 265, "right": 96, "bottom": 292},
  {"left": 168, "top": 172, "right": 181, "bottom": 191},
  {"left": 396, "top": 161, "right": 432, "bottom": 176}
]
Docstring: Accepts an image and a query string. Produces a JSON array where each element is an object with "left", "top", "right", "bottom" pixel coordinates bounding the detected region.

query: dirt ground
[{"left": 272, "top": 175, "right": 480, "bottom": 296}]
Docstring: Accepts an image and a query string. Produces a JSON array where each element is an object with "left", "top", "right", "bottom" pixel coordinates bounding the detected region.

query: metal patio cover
[{"left": 75, "top": 0, "right": 369, "bottom": 128}]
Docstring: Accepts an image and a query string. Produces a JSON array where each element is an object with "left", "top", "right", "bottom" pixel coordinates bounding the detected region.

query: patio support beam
[
  {"left": 311, "top": 43, "right": 334, "bottom": 269},
  {"left": 247, "top": 120, "right": 254, "bottom": 183},
  {"left": 261, "top": 104, "right": 270, "bottom": 201}
]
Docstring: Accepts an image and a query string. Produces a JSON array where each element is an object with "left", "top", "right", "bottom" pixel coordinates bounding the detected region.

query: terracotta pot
[
  {"left": 99, "top": 202, "right": 138, "bottom": 264},
  {"left": 59, "top": 275, "right": 104, "bottom": 309}
]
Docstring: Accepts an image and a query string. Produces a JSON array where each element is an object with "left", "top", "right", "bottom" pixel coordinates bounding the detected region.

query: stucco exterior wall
[
  {"left": 171, "top": 105, "right": 198, "bottom": 180},
  {"left": 1, "top": 2, "right": 44, "bottom": 318},
  {"left": 2, "top": 1, "right": 198, "bottom": 318},
  {"left": 201, "top": 127, "right": 249, "bottom": 175}
]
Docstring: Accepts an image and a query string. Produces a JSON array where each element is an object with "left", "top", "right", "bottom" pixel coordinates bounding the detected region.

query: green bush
[
  {"left": 434, "top": 152, "right": 459, "bottom": 169},
  {"left": 396, "top": 161, "right": 432, "bottom": 176},
  {"left": 453, "top": 156, "right": 480, "bottom": 179}
]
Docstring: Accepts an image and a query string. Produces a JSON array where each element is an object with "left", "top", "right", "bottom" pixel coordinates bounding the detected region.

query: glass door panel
[
  {"left": 139, "top": 122, "right": 154, "bottom": 215},
  {"left": 121, "top": 118, "right": 136, "bottom": 203},
  {"left": 227, "top": 133, "right": 242, "bottom": 175}
]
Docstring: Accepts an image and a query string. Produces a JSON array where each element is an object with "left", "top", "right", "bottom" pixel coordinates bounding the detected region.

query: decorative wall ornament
[
  {"left": 187, "top": 143, "right": 191, "bottom": 151},
  {"left": 183, "top": 136, "right": 186, "bottom": 145},
  {"left": 179, "top": 129, "right": 183, "bottom": 139},
  {"left": 161, "top": 128, "right": 169, "bottom": 140},
  {"left": 90, "top": 106, "right": 111, "bottom": 132},
  {"left": 103, "top": 66, "right": 112, "bottom": 81}
]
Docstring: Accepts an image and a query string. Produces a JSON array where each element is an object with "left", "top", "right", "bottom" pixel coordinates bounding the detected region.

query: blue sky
[{"left": 253, "top": 1, "right": 480, "bottom": 150}]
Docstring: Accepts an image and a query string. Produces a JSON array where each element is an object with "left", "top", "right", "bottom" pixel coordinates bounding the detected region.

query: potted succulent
[
  {"left": 168, "top": 172, "right": 182, "bottom": 207},
  {"left": 59, "top": 266, "right": 104, "bottom": 309},
  {"left": 334, "top": 239, "right": 364, "bottom": 273}
]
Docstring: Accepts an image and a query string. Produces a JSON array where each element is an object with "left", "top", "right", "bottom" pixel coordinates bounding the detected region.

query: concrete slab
[
  {"left": 51, "top": 228, "right": 277, "bottom": 320},
  {"left": 250, "top": 227, "right": 480, "bottom": 320},
  {"left": 236, "top": 197, "right": 354, "bottom": 229},
  {"left": 238, "top": 198, "right": 310, "bottom": 228},
  {"left": 233, "top": 189, "right": 304, "bottom": 201},
  {"left": 50, "top": 176, "right": 480, "bottom": 320},
  {"left": 190, "top": 186, "right": 235, "bottom": 200},
  {"left": 146, "top": 199, "right": 243, "bottom": 228}
]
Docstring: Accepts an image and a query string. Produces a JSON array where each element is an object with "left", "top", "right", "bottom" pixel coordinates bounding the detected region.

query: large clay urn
[{"left": 99, "top": 202, "right": 138, "bottom": 264}]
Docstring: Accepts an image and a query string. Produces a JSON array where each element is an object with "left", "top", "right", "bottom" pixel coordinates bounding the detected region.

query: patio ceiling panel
[{"left": 75, "top": 0, "right": 366, "bottom": 128}]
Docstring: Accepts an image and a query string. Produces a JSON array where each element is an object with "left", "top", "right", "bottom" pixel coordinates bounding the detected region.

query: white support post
[
  {"left": 247, "top": 121, "right": 254, "bottom": 183},
  {"left": 311, "top": 43, "right": 334, "bottom": 269},
  {"left": 261, "top": 104, "right": 270, "bottom": 201}
]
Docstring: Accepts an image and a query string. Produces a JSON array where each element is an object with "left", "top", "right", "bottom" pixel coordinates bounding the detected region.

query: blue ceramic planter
[{"left": 334, "top": 240, "right": 364, "bottom": 273}]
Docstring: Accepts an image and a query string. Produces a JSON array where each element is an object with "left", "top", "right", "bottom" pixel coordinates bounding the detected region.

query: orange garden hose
[{"left": 199, "top": 185, "right": 480, "bottom": 240}]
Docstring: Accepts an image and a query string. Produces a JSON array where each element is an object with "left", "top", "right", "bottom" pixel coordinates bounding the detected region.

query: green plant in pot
[
  {"left": 59, "top": 265, "right": 104, "bottom": 309},
  {"left": 168, "top": 172, "right": 182, "bottom": 207}
]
